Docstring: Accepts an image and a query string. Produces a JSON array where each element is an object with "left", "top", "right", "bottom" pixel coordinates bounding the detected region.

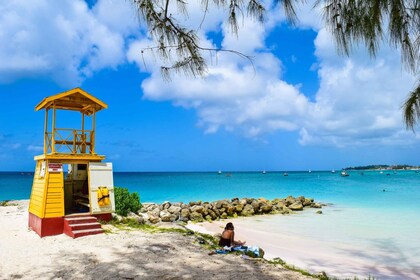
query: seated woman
[{"left": 218, "top": 222, "right": 246, "bottom": 247}]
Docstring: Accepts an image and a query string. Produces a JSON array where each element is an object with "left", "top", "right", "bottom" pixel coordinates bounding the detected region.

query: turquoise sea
[
  {"left": 1, "top": 170, "right": 419, "bottom": 279},
  {"left": 2, "top": 170, "right": 419, "bottom": 208}
]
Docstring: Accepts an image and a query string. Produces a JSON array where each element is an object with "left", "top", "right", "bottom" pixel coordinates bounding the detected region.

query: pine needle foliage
[
  {"left": 132, "top": 0, "right": 420, "bottom": 129},
  {"left": 313, "top": 0, "right": 419, "bottom": 129},
  {"left": 403, "top": 83, "right": 420, "bottom": 130}
]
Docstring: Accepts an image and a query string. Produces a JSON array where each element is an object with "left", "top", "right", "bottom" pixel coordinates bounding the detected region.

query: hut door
[{"left": 88, "top": 163, "right": 115, "bottom": 214}]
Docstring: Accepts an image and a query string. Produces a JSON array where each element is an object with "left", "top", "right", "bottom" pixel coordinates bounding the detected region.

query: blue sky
[{"left": 0, "top": 0, "right": 419, "bottom": 171}]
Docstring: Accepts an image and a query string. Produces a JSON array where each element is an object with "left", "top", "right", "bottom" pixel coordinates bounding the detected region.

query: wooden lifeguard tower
[{"left": 28, "top": 88, "right": 115, "bottom": 238}]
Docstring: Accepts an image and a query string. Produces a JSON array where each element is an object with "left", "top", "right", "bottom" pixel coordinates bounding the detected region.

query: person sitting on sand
[{"left": 218, "top": 222, "right": 245, "bottom": 247}]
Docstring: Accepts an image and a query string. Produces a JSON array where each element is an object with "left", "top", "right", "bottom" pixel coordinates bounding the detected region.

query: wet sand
[{"left": 187, "top": 207, "right": 420, "bottom": 280}]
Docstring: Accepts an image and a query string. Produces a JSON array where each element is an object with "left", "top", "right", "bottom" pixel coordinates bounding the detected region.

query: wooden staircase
[{"left": 63, "top": 214, "right": 103, "bottom": 238}]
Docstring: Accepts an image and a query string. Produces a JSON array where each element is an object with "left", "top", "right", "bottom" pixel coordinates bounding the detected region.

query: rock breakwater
[{"left": 117, "top": 196, "right": 324, "bottom": 224}]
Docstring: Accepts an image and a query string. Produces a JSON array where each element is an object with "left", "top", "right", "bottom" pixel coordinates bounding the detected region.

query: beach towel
[{"left": 214, "top": 245, "right": 264, "bottom": 258}]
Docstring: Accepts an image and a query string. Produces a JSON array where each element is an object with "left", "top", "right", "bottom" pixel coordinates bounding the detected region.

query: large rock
[
  {"left": 281, "top": 207, "right": 293, "bottom": 215},
  {"left": 148, "top": 206, "right": 161, "bottom": 217},
  {"left": 181, "top": 203, "right": 190, "bottom": 209},
  {"left": 215, "top": 200, "right": 224, "bottom": 209},
  {"left": 148, "top": 213, "right": 160, "bottom": 224},
  {"left": 127, "top": 212, "right": 145, "bottom": 224},
  {"left": 208, "top": 209, "right": 218, "bottom": 220},
  {"left": 239, "top": 198, "right": 248, "bottom": 206},
  {"left": 162, "top": 201, "right": 171, "bottom": 210},
  {"left": 285, "top": 196, "right": 296, "bottom": 206},
  {"left": 160, "top": 210, "right": 175, "bottom": 222},
  {"left": 179, "top": 208, "right": 190, "bottom": 221},
  {"left": 216, "top": 200, "right": 229, "bottom": 209},
  {"left": 235, "top": 204, "right": 244, "bottom": 212},
  {"left": 289, "top": 201, "right": 303, "bottom": 211},
  {"left": 191, "top": 205, "right": 204, "bottom": 213},
  {"left": 226, "top": 205, "right": 235, "bottom": 216},
  {"left": 220, "top": 212, "right": 228, "bottom": 219},
  {"left": 241, "top": 204, "right": 255, "bottom": 216},
  {"left": 167, "top": 205, "right": 182, "bottom": 215},
  {"left": 303, "top": 198, "right": 313, "bottom": 207},
  {"left": 251, "top": 200, "right": 260, "bottom": 212},
  {"left": 297, "top": 196, "right": 305, "bottom": 203},
  {"left": 190, "top": 211, "right": 204, "bottom": 222},
  {"left": 272, "top": 199, "right": 285, "bottom": 208},
  {"left": 260, "top": 201, "right": 273, "bottom": 213},
  {"left": 312, "top": 203, "right": 322, "bottom": 208},
  {"left": 189, "top": 201, "right": 200, "bottom": 206}
]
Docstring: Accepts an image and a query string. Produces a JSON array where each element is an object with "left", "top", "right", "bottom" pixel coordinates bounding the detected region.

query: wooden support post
[
  {"left": 91, "top": 112, "right": 96, "bottom": 154},
  {"left": 52, "top": 103, "right": 56, "bottom": 154},
  {"left": 44, "top": 109, "right": 48, "bottom": 154},
  {"left": 81, "top": 113, "right": 86, "bottom": 153}
]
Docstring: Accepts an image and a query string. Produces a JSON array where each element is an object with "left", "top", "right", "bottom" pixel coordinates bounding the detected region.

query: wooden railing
[{"left": 45, "top": 128, "right": 94, "bottom": 154}]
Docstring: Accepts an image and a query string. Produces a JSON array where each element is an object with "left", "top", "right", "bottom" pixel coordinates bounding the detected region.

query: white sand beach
[{"left": 0, "top": 200, "right": 311, "bottom": 280}]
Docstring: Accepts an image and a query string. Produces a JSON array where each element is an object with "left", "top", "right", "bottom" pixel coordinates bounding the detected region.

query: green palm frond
[{"left": 403, "top": 82, "right": 420, "bottom": 131}]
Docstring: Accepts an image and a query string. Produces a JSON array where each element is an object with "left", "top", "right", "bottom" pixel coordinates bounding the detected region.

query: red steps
[{"left": 64, "top": 214, "right": 104, "bottom": 238}]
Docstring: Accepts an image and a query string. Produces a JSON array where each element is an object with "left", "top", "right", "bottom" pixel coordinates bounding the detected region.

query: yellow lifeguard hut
[{"left": 28, "top": 88, "right": 115, "bottom": 238}]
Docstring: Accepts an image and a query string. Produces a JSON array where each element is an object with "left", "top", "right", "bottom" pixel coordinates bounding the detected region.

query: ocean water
[
  {"left": 1, "top": 170, "right": 419, "bottom": 209},
  {"left": 1, "top": 170, "right": 419, "bottom": 278}
]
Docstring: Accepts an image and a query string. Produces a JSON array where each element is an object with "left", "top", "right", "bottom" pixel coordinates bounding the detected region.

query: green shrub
[{"left": 114, "top": 187, "right": 142, "bottom": 216}]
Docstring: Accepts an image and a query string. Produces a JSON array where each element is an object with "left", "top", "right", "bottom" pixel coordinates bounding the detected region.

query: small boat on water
[
  {"left": 340, "top": 171, "right": 349, "bottom": 177},
  {"left": 218, "top": 170, "right": 222, "bottom": 174},
  {"left": 262, "top": 170, "right": 267, "bottom": 174},
  {"left": 331, "top": 170, "right": 336, "bottom": 173},
  {"left": 283, "top": 172, "right": 288, "bottom": 176},
  {"left": 308, "top": 170, "right": 312, "bottom": 173}
]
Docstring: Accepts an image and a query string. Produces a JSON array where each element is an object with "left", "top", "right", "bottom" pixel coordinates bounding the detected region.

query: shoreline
[{"left": 187, "top": 206, "right": 420, "bottom": 280}]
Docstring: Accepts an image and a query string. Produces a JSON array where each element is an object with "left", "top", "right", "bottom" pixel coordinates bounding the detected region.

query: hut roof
[{"left": 35, "top": 88, "right": 107, "bottom": 115}]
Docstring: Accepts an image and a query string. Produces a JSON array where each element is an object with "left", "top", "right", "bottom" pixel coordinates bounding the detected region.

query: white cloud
[
  {"left": 0, "top": 0, "right": 140, "bottom": 86},
  {"left": 27, "top": 145, "right": 43, "bottom": 152},
  {"left": 128, "top": 12, "right": 312, "bottom": 137},
  {"left": 299, "top": 29, "right": 417, "bottom": 146},
  {"left": 2, "top": 0, "right": 418, "bottom": 147},
  {"left": 129, "top": 2, "right": 418, "bottom": 147}
]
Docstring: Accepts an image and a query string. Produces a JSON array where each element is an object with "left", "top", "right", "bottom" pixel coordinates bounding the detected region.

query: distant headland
[{"left": 343, "top": 164, "right": 420, "bottom": 171}]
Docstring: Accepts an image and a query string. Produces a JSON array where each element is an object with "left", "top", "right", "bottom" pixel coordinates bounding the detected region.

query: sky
[{"left": 0, "top": 0, "right": 419, "bottom": 172}]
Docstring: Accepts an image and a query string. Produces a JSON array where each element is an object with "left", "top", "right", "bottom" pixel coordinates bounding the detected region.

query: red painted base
[
  {"left": 93, "top": 213, "right": 112, "bottom": 222},
  {"left": 28, "top": 212, "right": 64, "bottom": 237},
  {"left": 28, "top": 212, "right": 112, "bottom": 237}
]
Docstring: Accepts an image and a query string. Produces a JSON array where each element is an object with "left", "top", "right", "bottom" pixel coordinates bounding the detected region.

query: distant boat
[
  {"left": 340, "top": 171, "right": 349, "bottom": 177},
  {"left": 308, "top": 170, "right": 312, "bottom": 173},
  {"left": 218, "top": 170, "right": 222, "bottom": 174},
  {"left": 331, "top": 170, "right": 336, "bottom": 173},
  {"left": 283, "top": 172, "right": 288, "bottom": 176},
  {"left": 262, "top": 170, "right": 266, "bottom": 174}
]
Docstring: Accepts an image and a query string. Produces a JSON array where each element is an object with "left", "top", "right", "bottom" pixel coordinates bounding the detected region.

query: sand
[{"left": 0, "top": 201, "right": 312, "bottom": 280}]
